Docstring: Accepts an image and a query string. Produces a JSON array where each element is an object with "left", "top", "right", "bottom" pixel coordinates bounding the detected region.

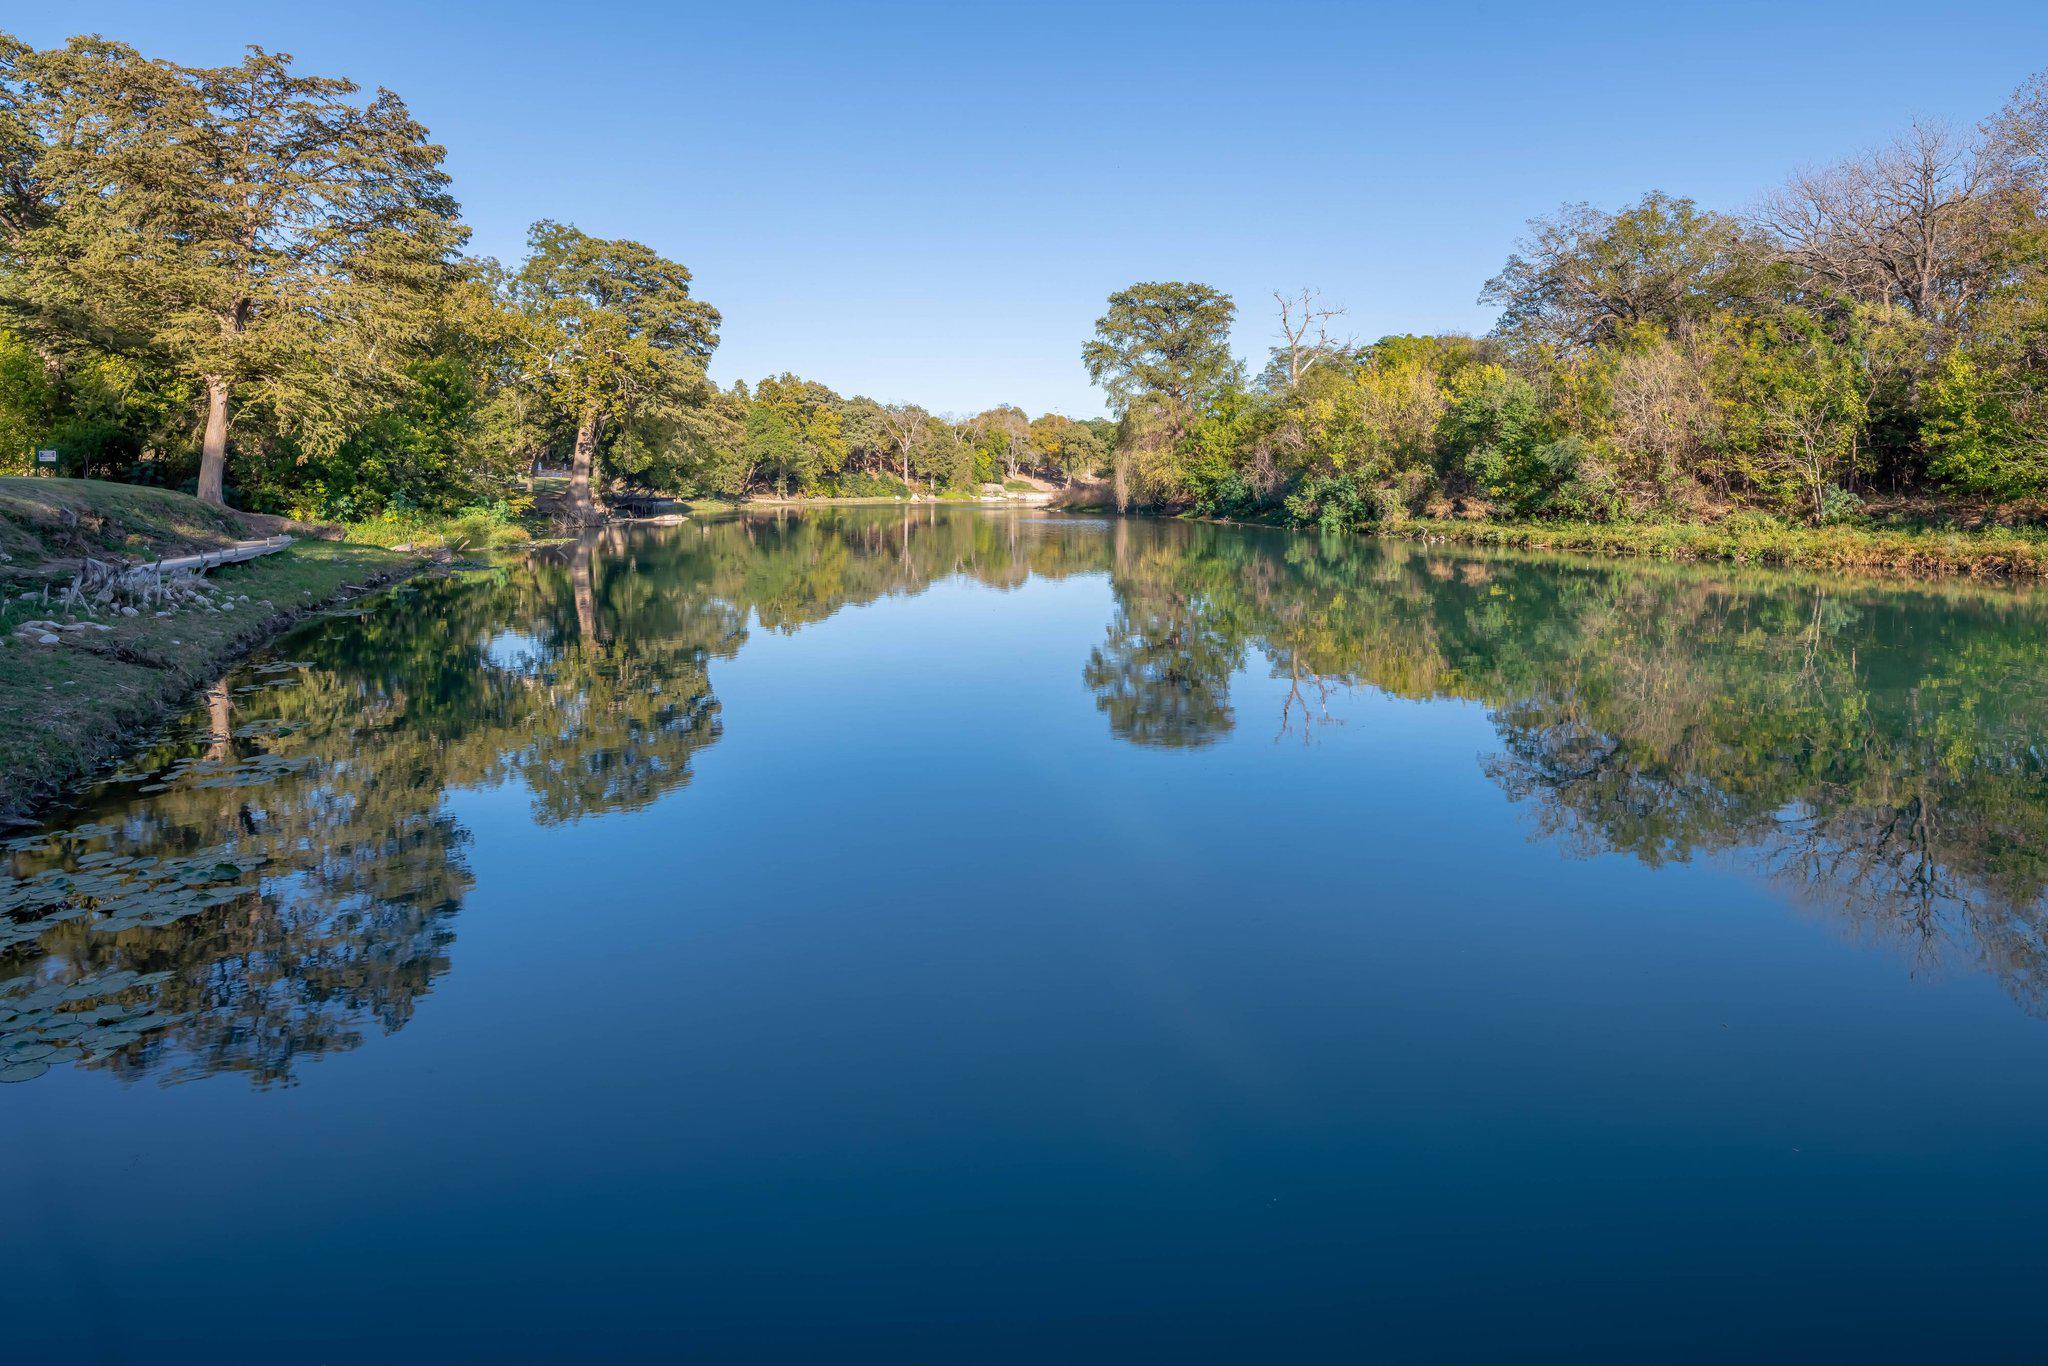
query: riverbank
[
  {"left": 1378, "top": 515, "right": 2048, "bottom": 580},
  {"left": 1048, "top": 485, "right": 2048, "bottom": 581},
  {"left": 1, "top": 479, "right": 424, "bottom": 827},
  {"left": 686, "top": 492, "right": 1055, "bottom": 511}
]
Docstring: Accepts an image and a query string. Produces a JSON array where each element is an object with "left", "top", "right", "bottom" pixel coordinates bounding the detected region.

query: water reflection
[{"left": 5, "top": 509, "right": 2048, "bottom": 1086}]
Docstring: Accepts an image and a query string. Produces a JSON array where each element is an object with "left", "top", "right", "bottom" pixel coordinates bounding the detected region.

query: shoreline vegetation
[
  {"left": 1047, "top": 486, "right": 2048, "bottom": 580},
  {"left": 1377, "top": 515, "right": 2048, "bottom": 579}
]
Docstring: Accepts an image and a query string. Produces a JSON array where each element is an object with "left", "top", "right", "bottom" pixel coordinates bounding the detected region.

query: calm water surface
[{"left": 6, "top": 508, "right": 2048, "bottom": 1361}]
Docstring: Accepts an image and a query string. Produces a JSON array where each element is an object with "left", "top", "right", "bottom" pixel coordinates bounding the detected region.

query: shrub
[
  {"left": 1816, "top": 483, "right": 1864, "bottom": 526},
  {"left": 1923, "top": 352, "right": 2048, "bottom": 501},
  {"left": 1438, "top": 364, "right": 1551, "bottom": 500},
  {"left": 1284, "top": 474, "right": 1402, "bottom": 532},
  {"left": 811, "top": 472, "right": 911, "bottom": 499},
  {"left": 1188, "top": 468, "right": 1267, "bottom": 520},
  {"left": 1519, "top": 437, "right": 1623, "bottom": 521}
]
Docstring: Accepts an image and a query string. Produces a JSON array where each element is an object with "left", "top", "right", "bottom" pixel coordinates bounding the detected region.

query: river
[{"left": 6, "top": 506, "right": 2048, "bottom": 1360}]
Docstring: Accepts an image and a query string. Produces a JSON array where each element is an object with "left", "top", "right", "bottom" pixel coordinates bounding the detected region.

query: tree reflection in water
[{"left": 5, "top": 509, "right": 2048, "bottom": 1087}]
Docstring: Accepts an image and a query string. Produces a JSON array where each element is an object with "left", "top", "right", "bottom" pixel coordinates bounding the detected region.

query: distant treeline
[
  {"left": 1081, "top": 73, "right": 2048, "bottom": 529},
  {"left": 3, "top": 31, "right": 2045, "bottom": 530},
  {"left": 0, "top": 33, "right": 1108, "bottom": 519}
]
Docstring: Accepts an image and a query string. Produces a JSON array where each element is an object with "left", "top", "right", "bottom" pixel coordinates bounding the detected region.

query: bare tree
[
  {"left": 1754, "top": 121, "right": 2003, "bottom": 330},
  {"left": 1983, "top": 68, "right": 2048, "bottom": 206},
  {"left": 1274, "top": 288, "right": 1347, "bottom": 388}
]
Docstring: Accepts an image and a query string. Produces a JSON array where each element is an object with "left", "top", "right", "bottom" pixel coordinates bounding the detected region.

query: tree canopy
[
  {"left": 510, "top": 220, "right": 721, "bottom": 520},
  {"left": 1, "top": 38, "right": 463, "bottom": 504}
]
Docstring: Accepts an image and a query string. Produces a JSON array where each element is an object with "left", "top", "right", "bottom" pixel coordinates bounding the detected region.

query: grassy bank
[
  {"left": 1376, "top": 516, "right": 2048, "bottom": 580},
  {"left": 0, "top": 477, "right": 254, "bottom": 564},
  {"left": 1, "top": 479, "right": 422, "bottom": 827}
]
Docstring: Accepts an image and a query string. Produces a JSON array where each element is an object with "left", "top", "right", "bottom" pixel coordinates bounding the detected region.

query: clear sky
[{"left": 16, "top": 1, "right": 2048, "bottom": 417}]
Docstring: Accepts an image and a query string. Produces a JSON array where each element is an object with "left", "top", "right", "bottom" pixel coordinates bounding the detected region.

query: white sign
[{"left": 36, "top": 448, "right": 57, "bottom": 463}]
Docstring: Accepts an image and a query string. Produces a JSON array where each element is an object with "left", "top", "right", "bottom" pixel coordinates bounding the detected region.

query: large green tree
[
  {"left": 1082, "top": 281, "right": 1238, "bottom": 507},
  {"left": 748, "top": 373, "right": 847, "bottom": 493},
  {"left": 1, "top": 36, "right": 464, "bottom": 505},
  {"left": 511, "top": 220, "right": 720, "bottom": 520},
  {"left": 1482, "top": 192, "right": 1762, "bottom": 355}
]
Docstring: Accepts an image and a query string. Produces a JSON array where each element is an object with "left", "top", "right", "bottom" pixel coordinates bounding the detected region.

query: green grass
[
  {"left": 331, "top": 506, "right": 532, "bottom": 552},
  {"left": 0, "top": 476, "right": 252, "bottom": 564},
  {"left": 1381, "top": 516, "right": 2048, "bottom": 579},
  {"left": 0, "top": 481, "right": 423, "bottom": 826}
]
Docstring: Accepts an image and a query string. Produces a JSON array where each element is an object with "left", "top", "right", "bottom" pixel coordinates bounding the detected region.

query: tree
[
  {"left": 912, "top": 411, "right": 972, "bottom": 491},
  {"left": 1985, "top": 70, "right": 2048, "bottom": 205},
  {"left": 1483, "top": 192, "right": 1760, "bottom": 354},
  {"left": 0, "top": 33, "right": 53, "bottom": 270},
  {"left": 837, "top": 395, "right": 895, "bottom": 480},
  {"left": 1712, "top": 312, "right": 1870, "bottom": 522},
  {"left": 1082, "top": 281, "right": 1238, "bottom": 508},
  {"left": 511, "top": 220, "right": 720, "bottom": 520},
  {"left": 742, "top": 402, "right": 802, "bottom": 497},
  {"left": 1266, "top": 334, "right": 1473, "bottom": 499},
  {"left": 1922, "top": 336, "right": 2048, "bottom": 501},
  {"left": 749, "top": 374, "right": 847, "bottom": 493},
  {"left": 1755, "top": 123, "right": 2006, "bottom": 331},
  {"left": 1598, "top": 330, "right": 1719, "bottom": 507},
  {"left": 880, "top": 402, "right": 933, "bottom": 491},
  {"left": 2, "top": 37, "right": 465, "bottom": 505},
  {"left": 1027, "top": 413, "right": 1105, "bottom": 486},
  {"left": 1270, "top": 287, "right": 1348, "bottom": 389},
  {"left": 666, "top": 383, "right": 753, "bottom": 498},
  {"left": 966, "top": 404, "right": 1029, "bottom": 480}
]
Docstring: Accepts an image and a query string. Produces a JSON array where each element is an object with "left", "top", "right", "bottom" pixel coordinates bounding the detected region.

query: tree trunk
[
  {"left": 204, "top": 680, "right": 234, "bottom": 762},
  {"left": 569, "top": 410, "right": 601, "bottom": 522},
  {"left": 572, "top": 537, "right": 601, "bottom": 646},
  {"left": 1112, "top": 447, "right": 1130, "bottom": 512},
  {"left": 197, "top": 376, "right": 231, "bottom": 506}
]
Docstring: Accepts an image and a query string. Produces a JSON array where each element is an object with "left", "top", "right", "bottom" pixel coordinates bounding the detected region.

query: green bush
[
  {"left": 1923, "top": 352, "right": 2048, "bottom": 501},
  {"left": 811, "top": 472, "right": 911, "bottom": 499},
  {"left": 1816, "top": 483, "right": 1864, "bottom": 526},
  {"left": 1284, "top": 474, "right": 1401, "bottom": 532},
  {"left": 1189, "top": 468, "right": 1268, "bottom": 520},
  {"left": 1519, "top": 437, "right": 1623, "bottom": 520}
]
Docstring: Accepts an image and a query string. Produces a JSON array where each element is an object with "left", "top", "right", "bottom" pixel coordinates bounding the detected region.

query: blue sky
[{"left": 17, "top": 1, "right": 2048, "bottom": 416}]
